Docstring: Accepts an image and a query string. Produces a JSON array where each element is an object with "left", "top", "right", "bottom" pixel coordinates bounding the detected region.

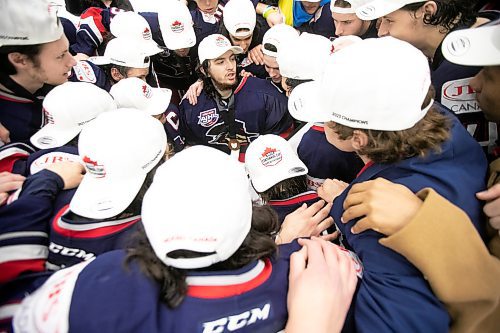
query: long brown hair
[{"left": 124, "top": 205, "right": 279, "bottom": 308}]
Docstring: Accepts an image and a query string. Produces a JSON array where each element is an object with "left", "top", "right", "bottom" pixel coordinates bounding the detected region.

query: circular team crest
[
  {"left": 260, "top": 147, "right": 282, "bottom": 167},
  {"left": 171, "top": 20, "right": 184, "bottom": 33}
]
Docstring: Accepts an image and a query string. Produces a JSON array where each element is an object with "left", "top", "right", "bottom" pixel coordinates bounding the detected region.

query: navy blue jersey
[
  {"left": 329, "top": 105, "right": 487, "bottom": 332},
  {"left": 297, "top": 124, "right": 363, "bottom": 190},
  {"left": 297, "top": 5, "right": 335, "bottom": 38},
  {"left": 0, "top": 83, "right": 45, "bottom": 144},
  {"left": 14, "top": 241, "right": 301, "bottom": 333},
  {"left": 268, "top": 190, "right": 320, "bottom": 224},
  {"left": 0, "top": 170, "right": 63, "bottom": 284},
  {"left": 179, "top": 76, "right": 294, "bottom": 160}
]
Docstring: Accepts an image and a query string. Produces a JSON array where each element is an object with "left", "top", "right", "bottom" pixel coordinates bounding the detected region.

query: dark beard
[{"left": 212, "top": 78, "right": 238, "bottom": 93}]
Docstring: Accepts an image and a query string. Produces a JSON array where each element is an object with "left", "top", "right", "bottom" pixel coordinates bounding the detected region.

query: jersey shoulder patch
[{"left": 72, "top": 61, "right": 97, "bottom": 84}]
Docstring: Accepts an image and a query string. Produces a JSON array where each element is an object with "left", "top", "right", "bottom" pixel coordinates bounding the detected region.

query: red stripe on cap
[
  {"left": 52, "top": 205, "right": 141, "bottom": 239},
  {"left": 356, "top": 161, "right": 374, "bottom": 178},
  {"left": 269, "top": 192, "right": 319, "bottom": 206},
  {"left": 187, "top": 259, "right": 273, "bottom": 298},
  {"left": 0, "top": 259, "right": 46, "bottom": 284}
]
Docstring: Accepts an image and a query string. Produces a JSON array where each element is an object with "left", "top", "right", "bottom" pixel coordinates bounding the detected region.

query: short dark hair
[
  {"left": 284, "top": 78, "right": 312, "bottom": 91},
  {"left": 102, "top": 63, "right": 132, "bottom": 84},
  {"left": 0, "top": 44, "right": 43, "bottom": 75},
  {"left": 125, "top": 205, "right": 279, "bottom": 308},
  {"left": 332, "top": 0, "right": 353, "bottom": 8},
  {"left": 402, "top": 0, "right": 477, "bottom": 32}
]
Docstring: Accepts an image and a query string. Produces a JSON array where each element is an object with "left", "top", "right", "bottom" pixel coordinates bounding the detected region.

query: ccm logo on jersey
[
  {"left": 202, "top": 303, "right": 271, "bottom": 333},
  {"left": 49, "top": 242, "right": 96, "bottom": 261},
  {"left": 441, "top": 78, "right": 481, "bottom": 114}
]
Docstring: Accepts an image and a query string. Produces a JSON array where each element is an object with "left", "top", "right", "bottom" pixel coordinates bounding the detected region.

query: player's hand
[
  {"left": 317, "top": 178, "right": 348, "bottom": 203},
  {"left": 0, "top": 172, "right": 25, "bottom": 206},
  {"left": 285, "top": 237, "right": 357, "bottom": 333},
  {"left": 276, "top": 200, "right": 334, "bottom": 244},
  {"left": 183, "top": 80, "right": 204, "bottom": 105},
  {"left": 248, "top": 44, "right": 264, "bottom": 66},
  {"left": 476, "top": 183, "right": 500, "bottom": 232},
  {"left": 45, "top": 161, "right": 85, "bottom": 190},
  {"left": 342, "top": 178, "right": 422, "bottom": 235},
  {"left": 0, "top": 122, "right": 10, "bottom": 145},
  {"left": 74, "top": 53, "right": 90, "bottom": 62},
  {"left": 266, "top": 10, "right": 284, "bottom": 27}
]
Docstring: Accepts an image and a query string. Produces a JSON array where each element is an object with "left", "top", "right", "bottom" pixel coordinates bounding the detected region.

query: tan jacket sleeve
[{"left": 379, "top": 188, "right": 500, "bottom": 333}]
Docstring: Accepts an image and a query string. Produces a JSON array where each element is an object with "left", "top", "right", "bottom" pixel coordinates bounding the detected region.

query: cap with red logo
[
  {"left": 110, "top": 11, "right": 163, "bottom": 56},
  {"left": 89, "top": 37, "right": 151, "bottom": 68},
  {"left": 158, "top": 0, "right": 196, "bottom": 50},
  {"left": 110, "top": 77, "right": 172, "bottom": 116},
  {"left": 198, "top": 34, "right": 243, "bottom": 64},
  {"left": 30, "top": 82, "right": 116, "bottom": 149},
  {"left": 245, "top": 134, "right": 307, "bottom": 192},
  {"left": 70, "top": 108, "right": 167, "bottom": 219}
]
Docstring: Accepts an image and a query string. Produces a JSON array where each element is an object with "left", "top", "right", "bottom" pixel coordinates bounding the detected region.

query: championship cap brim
[
  {"left": 287, "top": 81, "right": 332, "bottom": 123},
  {"left": 70, "top": 171, "right": 146, "bottom": 219},
  {"left": 30, "top": 124, "right": 81, "bottom": 149},
  {"left": 442, "top": 23, "right": 500, "bottom": 66}
]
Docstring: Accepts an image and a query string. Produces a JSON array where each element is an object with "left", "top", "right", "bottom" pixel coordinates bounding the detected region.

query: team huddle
[{"left": 0, "top": 0, "right": 499, "bottom": 332}]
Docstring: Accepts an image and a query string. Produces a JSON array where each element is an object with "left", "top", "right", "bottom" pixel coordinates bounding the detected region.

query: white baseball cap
[
  {"left": 89, "top": 37, "right": 151, "bottom": 68},
  {"left": 245, "top": 134, "right": 308, "bottom": 192},
  {"left": 158, "top": 0, "right": 197, "bottom": 50},
  {"left": 277, "top": 32, "right": 334, "bottom": 80},
  {"left": 288, "top": 37, "right": 432, "bottom": 130},
  {"left": 70, "top": 108, "right": 167, "bottom": 219},
  {"left": 262, "top": 24, "right": 300, "bottom": 57},
  {"left": 331, "top": 0, "right": 372, "bottom": 14},
  {"left": 110, "top": 78, "right": 172, "bottom": 116},
  {"left": 30, "top": 82, "right": 116, "bottom": 149},
  {"left": 356, "top": 0, "right": 424, "bottom": 20},
  {"left": 198, "top": 34, "right": 243, "bottom": 64},
  {"left": 223, "top": 0, "right": 256, "bottom": 38},
  {"left": 142, "top": 145, "right": 252, "bottom": 269},
  {"left": 442, "top": 21, "right": 500, "bottom": 67},
  {"left": 110, "top": 11, "right": 163, "bottom": 56},
  {"left": 0, "top": 0, "right": 64, "bottom": 46}
]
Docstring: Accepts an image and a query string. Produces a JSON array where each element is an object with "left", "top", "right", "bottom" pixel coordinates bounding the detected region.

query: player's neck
[
  {"left": 10, "top": 72, "right": 44, "bottom": 94},
  {"left": 216, "top": 87, "right": 233, "bottom": 99}
]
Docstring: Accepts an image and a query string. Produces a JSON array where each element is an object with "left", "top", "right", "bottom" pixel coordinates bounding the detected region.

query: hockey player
[
  {"left": 13, "top": 146, "right": 299, "bottom": 332},
  {"left": 0, "top": 0, "right": 77, "bottom": 143},
  {"left": 179, "top": 34, "right": 293, "bottom": 161},
  {"left": 289, "top": 36, "right": 487, "bottom": 331},
  {"left": 356, "top": 0, "right": 500, "bottom": 150}
]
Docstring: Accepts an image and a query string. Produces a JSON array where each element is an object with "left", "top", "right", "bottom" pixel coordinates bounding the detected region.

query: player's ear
[
  {"left": 420, "top": 1, "right": 437, "bottom": 19},
  {"left": 110, "top": 67, "right": 124, "bottom": 81},
  {"left": 7, "top": 52, "right": 31, "bottom": 70},
  {"left": 351, "top": 130, "right": 368, "bottom": 150}
]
